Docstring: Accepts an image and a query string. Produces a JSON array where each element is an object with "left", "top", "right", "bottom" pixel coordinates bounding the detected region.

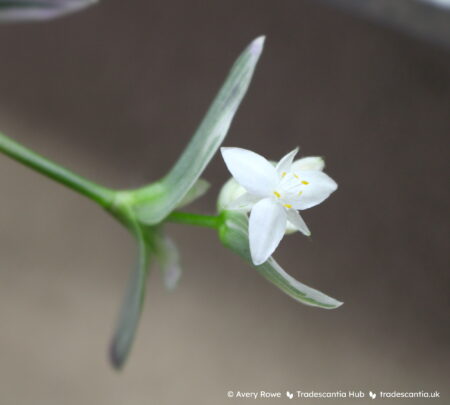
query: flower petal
[
  {"left": 249, "top": 198, "right": 287, "bottom": 265},
  {"left": 286, "top": 209, "right": 311, "bottom": 236},
  {"left": 285, "top": 221, "right": 297, "bottom": 234},
  {"left": 291, "top": 156, "right": 325, "bottom": 172},
  {"left": 221, "top": 147, "right": 278, "bottom": 197},
  {"left": 291, "top": 171, "right": 338, "bottom": 210},
  {"left": 227, "top": 192, "right": 260, "bottom": 211},
  {"left": 275, "top": 147, "right": 299, "bottom": 174}
]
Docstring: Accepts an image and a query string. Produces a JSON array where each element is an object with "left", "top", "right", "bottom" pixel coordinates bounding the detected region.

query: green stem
[
  {"left": 166, "top": 211, "right": 221, "bottom": 229},
  {"left": 0, "top": 132, "right": 115, "bottom": 208}
]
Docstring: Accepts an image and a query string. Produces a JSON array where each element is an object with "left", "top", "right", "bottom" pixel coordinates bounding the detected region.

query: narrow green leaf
[
  {"left": 0, "top": 0, "right": 97, "bottom": 22},
  {"left": 109, "top": 219, "right": 152, "bottom": 369},
  {"left": 134, "top": 36, "right": 265, "bottom": 224},
  {"left": 219, "top": 211, "right": 343, "bottom": 309}
]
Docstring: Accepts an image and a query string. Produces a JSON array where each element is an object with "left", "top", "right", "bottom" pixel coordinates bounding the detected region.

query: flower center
[{"left": 273, "top": 171, "right": 311, "bottom": 207}]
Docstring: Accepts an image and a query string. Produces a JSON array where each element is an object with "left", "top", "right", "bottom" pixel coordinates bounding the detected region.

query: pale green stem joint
[{"left": 0, "top": 132, "right": 220, "bottom": 232}]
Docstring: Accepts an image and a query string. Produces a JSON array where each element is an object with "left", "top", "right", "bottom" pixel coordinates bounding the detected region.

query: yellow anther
[
  {"left": 283, "top": 204, "right": 292, "bottom": 208},
  {"left": 293, "top": 174, "right": 299, "bottom": 179},
  {"left": 298, "top": 191, "right": 303, "bottom": 196},
  {"left": 273, "top": 191, "right": 281, "bottom": 198},
  {"left": 281, "top": 172, "right": 287, "bottom": 178},
  {"left": 301, "top": 180, "right": 309, "bottom": 185}
]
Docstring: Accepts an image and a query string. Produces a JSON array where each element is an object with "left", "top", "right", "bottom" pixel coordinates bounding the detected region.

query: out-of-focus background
[{"left": 0, "top": 1, "right": 449, "bottom": 404}]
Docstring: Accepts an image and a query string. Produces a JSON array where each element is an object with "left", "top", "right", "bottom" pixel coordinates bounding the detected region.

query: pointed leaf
[
  {"left": 219, "top": 211, "right": 343, "bottom": 309},
  {"left": 0, "top": 0, "right": 97, "bottom": 22},
  {"left": 109, "top": 220, "right": 151, "bottom": 369},
  {"left": 135, "top": 36, "right": 265, "bottom": 224},
  {"left": 176, "top": 178, "right": 210, "bottom": 209}
]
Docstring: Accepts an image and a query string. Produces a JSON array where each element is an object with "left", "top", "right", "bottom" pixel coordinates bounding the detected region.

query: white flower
[{"left": 220, "top": 147, "right": 337, "bottom": 265}]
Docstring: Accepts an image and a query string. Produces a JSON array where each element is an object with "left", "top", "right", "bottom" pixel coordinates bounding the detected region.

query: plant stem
[
  {"left": 0, "top": 132, "right": 115, "bottom": 208},
  {"left": 166, "top": 211, "right": 221, "bottom": 229}
]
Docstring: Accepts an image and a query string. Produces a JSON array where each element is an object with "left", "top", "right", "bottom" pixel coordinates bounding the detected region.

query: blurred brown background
[{"left": 0, "top": 1, "right": 449, "bottom": 404}]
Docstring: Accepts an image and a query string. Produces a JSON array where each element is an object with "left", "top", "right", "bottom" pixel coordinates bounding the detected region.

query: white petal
[
  {"left": 227, "top": 192, "right": 260, "bottom": 211},
  {"left": 275, "top": 147, "right": 299, "bottom": 174},
  {"left": 285, "top": 220, "right": 297, "bottom": 234},
  {"left": 291, "top": 171, "right": 338, "bottom": 210},
  {"left": 249, "top": 198, "right": 287, "bottom": 265},
  {"left": 291, "top": 156, "right": 325, "bottom": 172},
  {"left": 286, "top": 209, "right": 311, "bottom": 236},
  {"left": 221, "top": 147, "right": 278, "bottom": 197}
]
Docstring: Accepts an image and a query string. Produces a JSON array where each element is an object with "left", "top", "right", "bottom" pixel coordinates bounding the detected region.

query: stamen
[
  {"left": 283, "top": 204, "right": 292, "bottom": 208},
  {"left": 273, "top": 191, "right": 281, "bottom": 198},
  {"left": 281, "top": 171, "right": 287, "bottom": 178},
  {"left": 298, "top": 191, "right": 303, "bottom": 196},
  {"left": 293, "top": 174, "right": 299, "bottom": 179},
  {"left": 301, "top": 180, "right": 309, "bottom": 185}
]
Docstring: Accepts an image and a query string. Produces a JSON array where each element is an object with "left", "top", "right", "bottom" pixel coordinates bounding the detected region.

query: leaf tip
[
  {"left": 329, "top": 299, "right": 344, "bottom": 309},
  {"left": 108, "top": 336, "right": 126, "bottom": 371},
  {"left": 249, "top": 35, "right": 266, "bottom": 55}
]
